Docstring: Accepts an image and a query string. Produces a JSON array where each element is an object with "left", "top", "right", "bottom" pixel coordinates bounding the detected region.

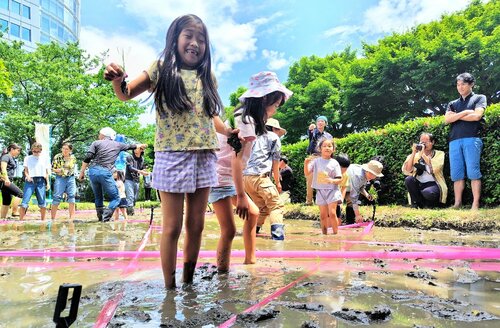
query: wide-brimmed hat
[
  {"left": 266, "top": 118, "right": 287, "bottom": 137},
  {"left": 239, "top": 71, "right": 293, "bottom": 102},
  {"left": 99, "top": 127, "right": 116, "bottom": 140},
  {"left": 362, "top": 160, "right": 384, "bottom": 177}
]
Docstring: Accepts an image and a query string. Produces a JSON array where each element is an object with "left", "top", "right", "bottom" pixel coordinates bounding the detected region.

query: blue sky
[{"left": 80, "top": 0, "right": 471, "bottom": 125}]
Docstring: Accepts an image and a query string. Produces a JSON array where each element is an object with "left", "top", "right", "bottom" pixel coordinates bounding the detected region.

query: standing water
[{"left": 0, "top": 209, "right": 498, "bottom": 327}]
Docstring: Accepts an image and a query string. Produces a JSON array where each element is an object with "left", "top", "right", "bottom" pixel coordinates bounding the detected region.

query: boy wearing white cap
[{"left": 79, "top": 127, "right": 147, "bottom": 222}]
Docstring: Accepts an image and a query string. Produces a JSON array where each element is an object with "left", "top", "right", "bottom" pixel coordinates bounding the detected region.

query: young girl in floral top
[{"left": 105, "top": 14, "right": 231, "bottom": 288}]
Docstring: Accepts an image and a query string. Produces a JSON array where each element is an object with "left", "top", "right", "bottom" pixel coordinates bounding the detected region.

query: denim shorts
[
  {"left": 209, "top": 185, "right": 236, "bottom": 204},
  {"left": 21, "top": 177, "right": 46, "bottom": 208},
  {"left": 449, "top": 137, "right": 483, "bottom": 181},
  {"left": 52, "top": 175, "right": 76, "bottom": 205}
]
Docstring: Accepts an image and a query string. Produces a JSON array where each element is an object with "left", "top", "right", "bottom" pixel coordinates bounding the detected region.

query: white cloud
[
  {"left": 80, "top": 26, "right": 158, "bottom": 81},
  {"left": 262, "top": 49, "right": 290, "bottom": 70},
  {"left": 324, "top": 0, "right": 471, "bottom": 38},
  {"left": 118, "top": 0, "right": 258, "bottom": 76},
  {"left": 80, "top": 26, "right": 158, "bottom": 125}
]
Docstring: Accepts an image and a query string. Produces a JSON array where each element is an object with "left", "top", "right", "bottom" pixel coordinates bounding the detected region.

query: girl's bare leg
[
  {"left": 319, "top": 205, "right": 329, "bottom": 234},
  {"left": 233, "top": 194, "right": 258, "bottom": 264},
  {"left": 68, "top": 202, "right": 75, "bottom": 220},
  {"left": 183, "top": 187, "right": 210, "bottom": 284},
  {"left": 328, "top": 203, "right": 339, "bottom": 234},
  {"left": 212, "top": 197, "right": 236, "bottom": 272},
  {"left": 159, "top": 191, "right": 184, "bottom": 289}
]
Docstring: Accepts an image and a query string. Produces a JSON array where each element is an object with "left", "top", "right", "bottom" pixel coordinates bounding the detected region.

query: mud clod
[{"left": 236, "top": 307, "right": 280, "bottom": 324}]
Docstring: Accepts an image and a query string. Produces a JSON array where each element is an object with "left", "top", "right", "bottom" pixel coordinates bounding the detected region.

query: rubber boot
[
  {"left": 345, "top": 206, "right": 355, "bottom": 225},
  {"left": 101, "top": 208, "right": 114, "bottom": 222},
  {"left": 256, "top": 226, "right": 262, "bottom": 234},
  {"left": 270, "top": 224, "right": 285, "bottom": 241},
  {"left": 96, "top": 207, "right": 104, "bottom": 221},
  {"left": 126, "top": 206, "right": 135, "bottom": 216}
]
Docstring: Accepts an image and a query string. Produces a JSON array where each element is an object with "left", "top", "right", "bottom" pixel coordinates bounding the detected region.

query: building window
[
  {"left": 22, "top": 4, "right": 30, "bottom": 19},
  {"left": 11, "top": 0, "right": 20, "bottom": 15},
  {"left": 10, "top": 22, "right": 20, "bottom": 37},
  {"left": 0, "top": 0, "right": 8, "bottom": 10},
  {"left": 40, "top": 32, "right": 50, "bottom": 44},
  {"left": 0, "top": 18, "right": 7, "bottom": 32},
  {"left": 21, "top": 27, "right": 30, "bottom": 41},
  {"left": 41, "top": 15, "right": 49, "bottom": 32},
  {"left": 41, "top": 0, "right": 49, "bottom": 10}
]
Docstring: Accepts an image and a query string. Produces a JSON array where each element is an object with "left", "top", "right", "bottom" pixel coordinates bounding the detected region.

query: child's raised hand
[{"left": 104, "top": 63, "right": 126, "bottom": 82}]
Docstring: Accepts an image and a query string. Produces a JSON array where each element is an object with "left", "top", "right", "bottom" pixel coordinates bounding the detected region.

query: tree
[
  {"left": 0, "top": 59, "right": 12, "bottom": 97},
  {"left": 0, "top": 40, "right": 151, "bottom": 157}
]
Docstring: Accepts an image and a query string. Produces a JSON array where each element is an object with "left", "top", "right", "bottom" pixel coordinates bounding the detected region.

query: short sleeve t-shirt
[
  {"left": 24, "top": 155, "right": 51, "bottom": 178},
  {"left": 446, "top": 92, "right": 487, "bottom": 141},
  {"left": 308, "top": 157, "right": 341, "bottom": 190},
  {"left": 1, "top": 154, "right": 18, "bottom": 179},
  {"left": 214, "top": 112, "right": 256, "bottom": 187},
  {"left": 147, "top": 61, "right": 218, "bottom": 152}
]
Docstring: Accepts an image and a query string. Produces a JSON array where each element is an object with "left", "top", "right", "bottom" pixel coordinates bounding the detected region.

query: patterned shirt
[
  {"left": 147, "top": 61, "right": 218, "bottom": 151},
  {"left": 52, "top": 153, "right": 77, "bottom": 177}
]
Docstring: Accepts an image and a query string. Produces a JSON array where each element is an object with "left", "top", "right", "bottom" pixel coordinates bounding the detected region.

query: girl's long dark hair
[
  {"left": 153, "top": 14, "right": 222, "bottom": 118},
  {"left": 238, "top": 91, "right": 284, "bottom": 136}
]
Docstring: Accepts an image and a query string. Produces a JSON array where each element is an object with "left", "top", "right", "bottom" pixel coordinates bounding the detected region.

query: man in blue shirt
[{"left": 444, "top": 73, "right": 486, "bottom": 210}]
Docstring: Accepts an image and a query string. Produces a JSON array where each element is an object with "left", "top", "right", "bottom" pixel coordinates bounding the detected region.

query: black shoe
[{"left": 256, "top": 226, "right": 261, "bottom": 234}]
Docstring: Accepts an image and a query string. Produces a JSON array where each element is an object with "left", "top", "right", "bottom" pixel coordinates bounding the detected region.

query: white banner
[{"left": 34, "top": 123, "right": 51, "bottom": 159}]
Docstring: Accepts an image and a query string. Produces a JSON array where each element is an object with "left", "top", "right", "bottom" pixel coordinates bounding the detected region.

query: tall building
[{"left": 0, "top": 0, "right": 80, "bottom": 50}]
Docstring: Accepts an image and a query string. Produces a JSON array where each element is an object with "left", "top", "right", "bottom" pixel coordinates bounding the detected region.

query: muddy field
[{"left": 0, "top": 208, "right": 498, "bottom": 327}]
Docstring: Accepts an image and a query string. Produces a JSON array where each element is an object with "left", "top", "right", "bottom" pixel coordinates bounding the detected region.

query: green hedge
[{"left": 282, "top": 103, "right": 499, "bottom": 207}]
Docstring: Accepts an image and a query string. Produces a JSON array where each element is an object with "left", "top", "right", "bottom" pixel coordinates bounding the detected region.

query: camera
[
  {"left": 415, "top": 143, "right": 425, "bottom": 151},
  {"left": 413, "top": 159, "right": 426, "bottom": 176}
]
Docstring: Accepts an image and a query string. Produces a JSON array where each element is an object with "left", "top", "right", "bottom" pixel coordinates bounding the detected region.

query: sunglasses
[{"left": 32, "top": 150, "right": 42, "bottom": 154}]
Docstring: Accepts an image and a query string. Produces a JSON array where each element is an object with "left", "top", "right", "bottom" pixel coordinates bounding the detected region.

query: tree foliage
[
  {"left": 236, "top": 0, "right": 499, "bottom": 143},
  {"left": 0, "top": 40, "right": 152, "bottom": 158}
]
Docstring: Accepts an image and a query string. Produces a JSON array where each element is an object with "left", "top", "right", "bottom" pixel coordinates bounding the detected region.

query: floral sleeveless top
[{"left": 147, "top": 61, "right": 218, "bottom": 152}]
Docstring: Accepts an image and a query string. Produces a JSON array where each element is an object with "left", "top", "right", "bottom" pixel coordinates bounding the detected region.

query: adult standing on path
[
  {"left": 444, "top": 73, "right": 486, "bottom": 210},
  {"left": 304, "top": 116, "right": 332, "bottom": 205},
  {"left": 0, "top": 143, "right": 23, "bottom": 218},
  {"left": 124, "top": 147, "right": 149, "bottom": 216},
  {"left": 51, "top": 142, "right": 78, "bottom": 220},
  {"left": 79, "top": 127, "right": 147, "bottom": 222}
]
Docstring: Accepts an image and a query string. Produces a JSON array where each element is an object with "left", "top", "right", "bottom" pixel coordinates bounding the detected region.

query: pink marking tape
[
  {"left": 121, "top": 225, "right": 152, "bottom": 275},
  {"left": 2, "top": 249, "right": 499, "bottom": 260},
  {"left": 93, "top": 290, "right": 124, "bottom": 328},
  {"left": 219, "top": 264, "right": 320, "bottom": 328}
]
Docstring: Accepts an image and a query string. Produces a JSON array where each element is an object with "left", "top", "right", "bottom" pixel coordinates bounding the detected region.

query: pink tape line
[
  {"left": 121, "top": 225, "right": 152, "bottom": 275},
  {"left": 94, "top": 222, "right": 152, "bottom": 327},
  {"left": 2, "top": 249, "right": 499, "bottom": 260},
  {"left": 93, "top": 291, "right": 124, "bottom": 328},
  {"left": 219, "top": 264, "right": 320, "bottom": 328}
]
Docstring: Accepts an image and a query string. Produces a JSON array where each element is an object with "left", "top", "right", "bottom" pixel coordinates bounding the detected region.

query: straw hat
[
  {"left": 266, "top": 118, "right": 287, "bottom": 137},
  {"left": 99, "top": 127, "right": 116, "bottom": 140},
  {"left": 239, "top": 71, "right": 293, "bottom": 102},
  {"left": 361, "top": 160, "right": 384, "bottom": 177}
]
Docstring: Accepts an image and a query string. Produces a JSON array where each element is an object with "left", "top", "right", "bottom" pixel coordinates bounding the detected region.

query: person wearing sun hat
[
  {"left": 346, "top": 159, "right": 384, "bottom": 223},
  {"left": 265, "top": 117, "right": 287, "bottom": 138}
]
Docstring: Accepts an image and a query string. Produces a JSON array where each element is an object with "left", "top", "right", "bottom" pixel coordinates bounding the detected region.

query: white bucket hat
[
  {"left": 361, "top": 160, "right": 384, "bottom": 177},
  {"left": 239, "top": 71, "right": 293, "bottom": 103},
  {"left": 266, "top": 118, "right": 287, "bottom": 137}
]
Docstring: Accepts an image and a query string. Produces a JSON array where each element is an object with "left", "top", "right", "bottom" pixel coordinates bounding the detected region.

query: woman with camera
[{"left": 402, "top": 133, "right": 447, "bottom": 208}]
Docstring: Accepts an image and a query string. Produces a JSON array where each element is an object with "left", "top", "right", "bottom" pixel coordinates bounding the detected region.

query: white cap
[{"left": 99, "top": 127, "right": 116, "bottom": 140}]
